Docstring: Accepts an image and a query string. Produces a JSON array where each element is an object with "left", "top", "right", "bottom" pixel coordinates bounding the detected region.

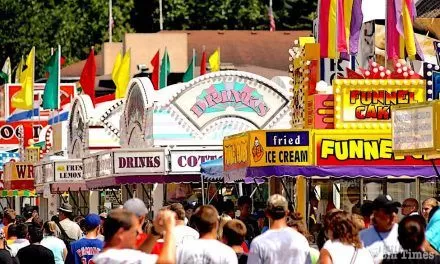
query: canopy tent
[
  {"left": 0, "top": 189, "right": 36, "bottom": 197},
  {"left": 201, "top": 158, "right": 224, "bottom": 181}
]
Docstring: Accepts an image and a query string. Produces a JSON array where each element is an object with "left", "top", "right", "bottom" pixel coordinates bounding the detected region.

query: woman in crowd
[
  {"left": 317, "top": 209, "right": 341, "bottom": 250},
  {"left": 41, "top": 221, "right": 67, "bottom": 264},
  {"left": 422, "top": 198, "right": 439, "bottom": 222},
  {"left": 383, "top": 215, "right": 440, "bottom": 263},
  {"left": 319, "top": 211, "right": 373, "bottom": 264}
]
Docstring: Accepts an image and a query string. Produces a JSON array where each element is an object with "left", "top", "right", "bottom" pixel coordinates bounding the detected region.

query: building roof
[{"left": 61, "top": 54, "right": 103, "bottom": 77}]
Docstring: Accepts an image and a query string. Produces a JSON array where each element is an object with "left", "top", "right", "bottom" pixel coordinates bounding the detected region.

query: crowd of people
[{"left": 0, "top": 194, "right": 439, "bottom": 263}]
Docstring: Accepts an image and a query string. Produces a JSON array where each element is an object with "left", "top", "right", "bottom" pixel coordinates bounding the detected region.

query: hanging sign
[
  {"left": 113, "top": 150, "right": 165, "bottom": 174},
  {"left": 392, "top": 102, "right": 440, "bottom": 156},
  {"left": 34, "top": 164, "right": 44, "bottom": 185},
  {"left": 333, "top": 79, "right": 425, "bottom": 129},
  {"left": 224, "top": 133, "right": 251, "bottom": 171},
  {"left": 315, "top": 130, "right": 439, "bottom": 166},
  {"left": 98, "top": 153, "right": 113, "bottom": 177},
  {"left": 170, "top": 150, "right": 223, "bottom": 173},
  {"left": 4, "top": 162, "right": 34, "bottom": 190},
  {"left": 55, "top": 161, "right": 83, "bottom": 181},
  {"left": 83, "top": 156, "right": 98, "bottom": 179},
  {"left": 43, "top": 163, "right": 54, "bottom": 183}
]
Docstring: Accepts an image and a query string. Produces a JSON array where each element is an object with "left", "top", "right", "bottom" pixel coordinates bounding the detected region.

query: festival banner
[
  {"left": 315, "top": 129, "right": 439, "bottom": 166},
  {"left": 224, "top": 133, "right": 251, "bottom": 171},
  {"left": 3, "top": 162, "right": 34, "bottom": 190},
  {"left": 333, "top": 79, "right": 425, "bottom": 129}
]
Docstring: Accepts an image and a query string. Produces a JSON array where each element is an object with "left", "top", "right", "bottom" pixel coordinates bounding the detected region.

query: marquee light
[{"left": 424, "top": 62, "right": 440, "bottom": 101}]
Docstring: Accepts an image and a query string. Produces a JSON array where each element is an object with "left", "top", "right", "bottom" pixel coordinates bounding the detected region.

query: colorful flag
[
  {"left": 386, "top": 0, "right": 423, "bottom": 60},
  {"left": 79, "top": 48, "right": 96, "bottom": 103},
  {"left": 269, "top": 6, "right": 276, "bottom": 32},
  {"left": 183, "top": 50, "right": 195, "bottom": 82},
  {"left": 42, "top": 46, "right": 61, "bottom": 110},
  {"left": 12, "top": 47, "right": 35, "bottom": 110},
  {"left": 14, "top": 56, "right": 24, "bottom": 83},
  {"left": 150, "top": 50, "right": 160, "bottom": 90},
  {"left": 160, "top": 49, "right": 170, "bottom": 89},
  {"left": 0, "top": 57, "right": 11, "bottom": 83},
  {"left": 209, "top": 49, "right": 220, "bottom": 72},
  {"left": 200, "top": 49, "right": 207, "bottom": 75},
  {"left": 319, "top": 0, "right": 338, "bottom": 58},
  {"left": 112, "top": 51, "right": 122, "bottom": 82},
  {"left": 114, "top": 49, "right": 131, "bottom": 99}
]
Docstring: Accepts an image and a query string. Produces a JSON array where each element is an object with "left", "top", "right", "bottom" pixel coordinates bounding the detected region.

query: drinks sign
[
  {"left": 172, "top": 73, "right": 289, "bottom": 130},
  {"left": 113, "top": 150, "right": 165, "bottom": 174}
]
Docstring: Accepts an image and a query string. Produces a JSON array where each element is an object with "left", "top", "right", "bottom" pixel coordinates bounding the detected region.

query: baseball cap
[
  {"left": 123, "top": 198, "right": 148, "bottom": 217},
  {"left": 373, "top": 195, "right": 401, "bottom": 211},
  {"left": 84, "top": 214, "right": 101, "bottom": 229},
  {"left": 267, "top": 194, "right": 288, "bottom": 212}
]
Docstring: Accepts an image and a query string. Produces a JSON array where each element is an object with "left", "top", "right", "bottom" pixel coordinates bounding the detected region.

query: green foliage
[{"left": 0, "top": 0, "right": 134, "bottom": 78}]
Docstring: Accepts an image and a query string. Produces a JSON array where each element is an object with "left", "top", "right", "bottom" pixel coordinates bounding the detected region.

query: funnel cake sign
[{"left": 172, "top": 73, "right": 289, "bottom": 130}]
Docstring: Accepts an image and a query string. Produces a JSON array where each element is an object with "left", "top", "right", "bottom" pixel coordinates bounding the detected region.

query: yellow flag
[
  {"left": 12, "top": 47, "right": 35, "bottom": 110},
  {"left": 209, "top": 49, "right": 220, "bottom": 72},
  {"left": 112, "top": 51, "right": 122, "bottom": 82},
  {"left": 14, "top": 56, "right": 24, "bottom": 83},
  {"left": 114, "top": 49, "right": 131, "bottom": 99}
]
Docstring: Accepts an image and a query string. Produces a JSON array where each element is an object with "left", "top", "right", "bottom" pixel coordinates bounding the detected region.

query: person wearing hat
[
  {"left": 56, "top": 203, "right": 82, "bottom": 241},
  {"left": 247, "top": 194, "right": 311, "bottom": 264},
  {"left": 123, "top": 198, "right": 149, "bottom": 249},
  {"left": 67, "top": 214, "right": 104, "bottom": 264},
  {"left": 360, "top": 195, "right": 403, "bottom": 264}
]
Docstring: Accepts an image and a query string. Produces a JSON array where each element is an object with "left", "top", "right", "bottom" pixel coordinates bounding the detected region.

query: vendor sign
[
  {"left": 55, "top": 161, "right": 83, "bottom": 181},
  {"left": 333, "top": 79, "right": 425, "bottom": 129},
  {"left": 315, "top": 129, "right": 438, "bottom": 166},
  {"left": 224, "top": 130, "right": 312, "bottom": 171},
  {"left": 392, "top": 101, "right": 440, "bottom": 156},
  {"left": 114, "top": 151, "right": 165, "bottom": 174},
  {"left": 170, "top": 150, "right": 222, "bottom": 173},
  {"left": 4, "top": 162, "right": 34, "bottom": 190}
]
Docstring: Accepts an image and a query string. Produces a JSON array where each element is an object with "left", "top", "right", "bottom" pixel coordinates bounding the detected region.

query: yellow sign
[
  {"left": 333, "top": 79, "right": 426, "bottom": 129},
  {"left": 223, "top": 130, "right": 313, "bottom": 172},
  {"left": 223, "top": 133, "right": 251, "bottom": 171},
  {"left": 4, "top": 162, "right": 35, "bottom": 190},
  {"left": 314, "top": 129, "right": 434, "bottom": 166},
  {"left": 392, "top": 101, "right": 440, "bottom": 156},
  {"left": 249, "top": 130, "right": 312, "bottom": 167}
]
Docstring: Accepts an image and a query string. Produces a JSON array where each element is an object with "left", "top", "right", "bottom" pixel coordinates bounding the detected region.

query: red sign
[
  {"left": 4, "top": 162, "right": 34, "bottom": 190},
  {"left": 0, "top": 121, "right": 47, "bottom": 145}
]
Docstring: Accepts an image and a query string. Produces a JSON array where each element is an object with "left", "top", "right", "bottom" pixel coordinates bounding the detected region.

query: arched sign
[
  {"left": 171, "top": 71, "right": 289, "bottom": 131},
  {"left": 68, "top": 96, "right": 92, "bottom": 158}
]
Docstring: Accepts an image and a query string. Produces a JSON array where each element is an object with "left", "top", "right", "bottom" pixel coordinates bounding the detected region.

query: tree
[{"left": 0, "top": 0, "right": 134, "bottom": 78}]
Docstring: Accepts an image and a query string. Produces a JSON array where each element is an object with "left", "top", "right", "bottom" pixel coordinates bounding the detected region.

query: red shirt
[{"left": 135, "top": 233, "right": 163, "bottom": 255}]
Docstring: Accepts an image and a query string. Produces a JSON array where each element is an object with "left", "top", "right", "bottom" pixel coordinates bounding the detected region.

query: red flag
[
  {"left": 200, "top": 50, "right": 207, "bottom": 75},
  {"left": 79, "top": 49, "right": 96, "bottom": 104},
  {"left": 150, "top": 50, "right": 160, "bottom": 90},
  {"left": 269, "top": 7, "right": 276, "bottom": 32}
]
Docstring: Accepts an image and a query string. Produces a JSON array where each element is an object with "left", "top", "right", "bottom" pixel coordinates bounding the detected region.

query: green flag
[
  {"left": 0, "top": 57, "right": 11, "bottom": 83},
  {"left": 159, "top": 49, "right": 170, "bottom": 89},
  {"left": 42, "top": 46, "right": 60, "bottom": 110},
  {"left": 183, "top": 56, "right": 195, "bottom": 82}
]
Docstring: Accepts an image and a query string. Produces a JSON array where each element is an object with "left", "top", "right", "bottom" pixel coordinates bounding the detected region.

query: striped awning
[{"left": 0, "top": 190, "right": 36, "bottom": 197}]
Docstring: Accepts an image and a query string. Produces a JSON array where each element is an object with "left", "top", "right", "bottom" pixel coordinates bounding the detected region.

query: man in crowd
[
  {"left": 57, "top": 203, "right": 82, "bottom": 241},
  {"left": 401, "top": 198, "right": 419, "bottom": 216},
  {"left": 168, "top": 203, "right": 199, "bottom": 247},
  {"left": 237, "top": 196, "right": 259, "bottom": 244},
  {"left": 360, "top": 195, "right": 402, "bottom": 264},
  {"left": 123, "top": 198, "right": 149, "bottom": 248},
  {"left": 248, "top": 194, "right": 311, "bottom": 264},
  {"left": 92, "top": 208, "right": 176, "bottom": 264},
  {"left": 9, "top": 223, "right": 29, "bottom": 257},
  {"left": 67, "top": 213, "right": 104, "bottom": 264},
  {"left": 16, "top": 224, "right": 55, "bottom": 264},
  {"left": 177, "top": 205, "right": 238, "bottom": 264},
  {"left": 222, "top": 219, "right": 248, "bottom": 264}
]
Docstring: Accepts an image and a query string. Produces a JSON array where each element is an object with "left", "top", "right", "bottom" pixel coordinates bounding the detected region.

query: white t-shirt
[
  {"left": 92, "top": 249, "right": 158, "bottom": 264},
  {"left": 247, "top": 227, "right": 311, "bottom": 264},
  {"left": 360, "top": 224, "right": 402, "bottom": 264},
  {"left": 323, "top": 240, "right": 374, "bottom": 264},
  {"left": 177, "top": 239, "right": 238, "bottom": 264},
  {"left": 41, "top": 236, "right": 67, "bottom": 264},
  {"left": 174, "top": 225, "right": 199, "bottom": 247},
  {"left": 9, "top": 239, "right": 30, "bottom": 257},
  {"left": 57, "top": 218, "right": 83, "bottom": 240}
]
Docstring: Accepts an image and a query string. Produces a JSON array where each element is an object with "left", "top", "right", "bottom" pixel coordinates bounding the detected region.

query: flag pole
[
  {"left": 57, "top": 45, "right": 61, "bottom": 119},
  {"left": 159, "top": 0, "right": 164, "bottom": 31},
  {"left": 192, "top": 48, "right": 195, "bottom": 79},
  {"left": 109, "top": 0, "right": 113, "bottom": 43}
]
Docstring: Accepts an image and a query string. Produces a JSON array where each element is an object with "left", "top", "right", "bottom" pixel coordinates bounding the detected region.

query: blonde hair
[
  {"left": 423, "top": 198, "right": 439, "bottom": 208},
  {"left": 43, "top": 221, "right": 58, "bottom": 236},
  {"left": 217, "top": 214, "right": 232, "bottom": 239},
  {"left": 351, "top": 213, "right": 365, "bottom": 231}
]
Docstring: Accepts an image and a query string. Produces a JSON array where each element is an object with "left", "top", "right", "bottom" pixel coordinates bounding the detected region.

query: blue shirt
[
  {"left": 41, "top": 236, "right": 66, "bottom": 264},
  {"left": 427, "top": 209, "right": 440, "bottom": 252},
  {"left": 69, "top": 238, "right": 103, "bottom": 264}
]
